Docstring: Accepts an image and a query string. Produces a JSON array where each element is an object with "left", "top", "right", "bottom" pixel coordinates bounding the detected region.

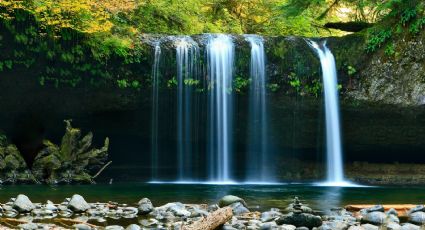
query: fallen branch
[
  {"left": 184, "top": 207, "right": 233, "bottom": 230},
  {"left": 92, "top": 161, "right": 112, "bottom": 179}
]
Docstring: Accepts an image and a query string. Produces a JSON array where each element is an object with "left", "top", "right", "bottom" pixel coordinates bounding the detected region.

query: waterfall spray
[
  {"left": 245, "top": 35, "right": 272, "bottom": 182},
  {"left": 308, "top": 40, "right": 353, "bottom": 186},
  {"left": 175, "top": 36, "right": 200, "bottom": 181},
  {"left": 151, "top": 42, "right": 161, "bottom": 180},
  {"left": 206, "top": 34, "right": 235, "bottom": 183}
]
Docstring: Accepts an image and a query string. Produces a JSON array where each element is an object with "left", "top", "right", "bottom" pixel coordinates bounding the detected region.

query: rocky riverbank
[{"left": 1, "top": 194, "right": 425, "bottom": 230}]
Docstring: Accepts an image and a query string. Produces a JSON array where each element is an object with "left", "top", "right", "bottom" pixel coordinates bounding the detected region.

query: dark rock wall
[{"left": 0, "top": 29, "right": 424, "bottom": 182}]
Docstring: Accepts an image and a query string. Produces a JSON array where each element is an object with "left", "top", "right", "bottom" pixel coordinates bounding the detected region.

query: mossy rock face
[
  {"left": 0, "top": 135, "right": 37, "bottom": 184},
  {"left": 32, "top": 120, "right": 109, "bottom": 184},
  {"left": 0, "top": 121, "right": 109, "bottom": 185}
]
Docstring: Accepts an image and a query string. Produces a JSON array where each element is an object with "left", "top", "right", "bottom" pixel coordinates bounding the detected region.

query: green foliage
[
  {"left": 305, "top": 79, "right": 322, "bottom": 97},
  {"left": 288, "top": 72, "right": 301, "bottom": 92},
  {"left": 116, "top": 79, "right": 140, "bottom": 89},
  {"left": 184, "top": 78, "right": 200, "bottom": 86},
  {"left": 267, "top": 83, "right": 280, "bottom": 92},
  {"left": 347, "top": 65, "right": 357, "bottom": 76},
  {"left": 366, "top": 29, "right": 392, "bottom": 53},
  {"left": 233, "top": 77, "right": 250, "bottom": 93},
  {"left": 384, "top": 43, "right": 396, "bottom": 56},
  {"left": 167, "top": 77, "right": 178, "bottom": 88}
]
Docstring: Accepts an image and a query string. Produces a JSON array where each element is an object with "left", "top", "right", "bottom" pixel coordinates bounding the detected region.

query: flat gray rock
[{"left": 13, "top": 194, "right": 35, "bottom": 213}]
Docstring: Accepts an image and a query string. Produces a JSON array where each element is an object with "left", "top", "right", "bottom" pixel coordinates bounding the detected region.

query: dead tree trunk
[{"left": 184, "top": 207, "right": 233, "bottom": 230}]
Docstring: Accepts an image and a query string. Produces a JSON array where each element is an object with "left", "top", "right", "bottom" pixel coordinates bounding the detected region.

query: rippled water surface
[{"left": 1, "top": 183, "right": 425, "bottom": 212}]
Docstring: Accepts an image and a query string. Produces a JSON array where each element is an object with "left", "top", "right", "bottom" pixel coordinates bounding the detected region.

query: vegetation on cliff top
[{"left": 0, "top": 0, "right": 423, "bottom": 89}]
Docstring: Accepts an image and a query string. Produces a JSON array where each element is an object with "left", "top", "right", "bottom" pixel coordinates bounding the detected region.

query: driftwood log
[
  {"left": 346, "top": 204, "right": 416, "bottom": 218},
  {"left": 184, "top": 207, "right": 233, "bottom": 230}
]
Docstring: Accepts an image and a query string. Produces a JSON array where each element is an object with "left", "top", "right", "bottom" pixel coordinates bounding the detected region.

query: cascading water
[
  {"left": 206, "top": 34, "right": 235, "bottom": 183},
  {"left": 308, "top": 40, "right": 352, "bottom": 186},
  {"left": 245, "top": 35, "right": 272, "bottom": 182},
  {"left": 175, "top": 36, "right": 200, "bottom": 180},
  {"left": 151, "top": 42, "right": 161, "bottom": 180}
]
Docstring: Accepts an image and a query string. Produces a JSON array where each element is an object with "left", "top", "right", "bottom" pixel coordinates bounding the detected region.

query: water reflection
[{"left": 1, "top": 184, "right": 425, "bottom": 212}]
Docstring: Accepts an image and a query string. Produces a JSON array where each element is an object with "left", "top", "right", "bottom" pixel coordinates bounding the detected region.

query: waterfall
[
  {"left": 308, "top": 40, "right": 349, "bottom": 186},
  {"left": 245, "top": 35, "right": 271, "bottom": 182},
  {"left": 151, "top": 42, "right": 161, "bottom": 180},
  {"left": 206, "top": 34, "right": 235, "bottom": 183},
  {"left": 175, "top": 36, "right": 200, "bottom": 180}
]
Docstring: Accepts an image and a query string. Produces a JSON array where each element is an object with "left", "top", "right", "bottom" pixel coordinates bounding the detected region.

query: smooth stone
[
  {"left": 165, "top": 202, "right": 191, "bottom": 217},
  {"left": 138, "top": 198, "right": 154, "bottom": 214},
  {"left": 260, "top": 221, "right": 278, "bottom": 230},
  {"left": 1, "top": 205, "right": 12, "bottom": 211},
  {"left": 87, "top": 208, "right": 107, "bottom": 217},
  {"left": 388, "top": 214, "right": 400, "bottom": 223},
  {"left": 218, "top": 195, "right": 247, "bottom": 208},
  {"left": 409, "top": 211, "right": 425, "bottom": 224},
  {"left": 276, "top": 212, "right": 322, "bottom": 228},
  {"left": 295, "top": 227, "right": 309, "bottom": 230},
  {"left": 408, "top": 205, "right": 425, "bottom": 214},
  {"left": 347, "top": 227, "right": 364, "bottom": 230},
  {"left": 401, "top": 223, "right": 420, "bottom": 230},
  {"left": 68, "top": 194, "right": 90, "bottom": 212},
  {"left": 286, "top": 204, "right": 313, "bottom": 214},
  {"left": 232, "top": 221, "right": 247, "bottom": 229},
  {"left": 362, "top": 211, "right": 386, "bottom": 225},
  {"left": 317, "top": 221, "right": 349, "bottom": 230},
  {"left": 105, "top": 225, "right": 125, "bottom": 230},
  {"left": 361, "top": 224, "right": 378, "bottom": 230},
  {"left": 73, "top": 224, "right": 93, "bottom": 230},
  {"left": 231, "top": 202, "right": 250, "bottom": 216},
  {"left": 18, "top": 223, "right": 38, "bottom": 230},
  {"left": 386, "top": 208, "right": 398, "bottom": 216},
  {"left": 249, "top": 219, "right": 262, "bottom": 226},
  {"left": 222, "top": 224, "right": 237, "bottom": 230},
  {"left": 59, "top": 209, "right": 73, "bottom": 217},
  {"left": 126, "top": 224, "right": 141, "bottom": 230},
  {"left": 45, "top": 201, "right": 58, "bottom": 212},
  {"left": 261, "top": 211, "right": 282, "bottom": 222},
  {"left": 279, "top": 225, "right": 296, "bottom": 230},
  {"left": 13, "top": 194, "right": 35, "bottom": 212},
  {"left": 359, "top": 205, "right": 384, "bottom": 216},
  {"left": 278, "top": 225, "right": 296, "bottom": 230},
  {"left": 4, "top": 209, "right": 18, "bottom": 217},
  {"left": 387, "top": 222, "right": 401, "bottom": 230},
  {"left": 58, "top": 205, "right": 68, "bottom": 211},
  {"left": 123, "top": 207, "right": 138, "bottom": 217}
]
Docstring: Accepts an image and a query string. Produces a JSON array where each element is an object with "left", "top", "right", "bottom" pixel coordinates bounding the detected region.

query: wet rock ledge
[{"left": 1, "top": 194, "right": 425, "bottom": 230}]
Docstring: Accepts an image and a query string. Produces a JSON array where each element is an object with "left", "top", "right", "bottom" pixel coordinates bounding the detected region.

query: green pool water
[{"left": 1, "top": 183, "right": 424, "bottom": 212}]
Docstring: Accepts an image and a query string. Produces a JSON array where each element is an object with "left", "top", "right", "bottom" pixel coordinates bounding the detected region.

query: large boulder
[
  {"left": 68, "top": 194, "right": 90, "bottom": 212},
  {"left": 138, "top": 198, "right": 154, "bottom": 214},
  {"left": 276, "top": 212, "right": 322, "bottom": 228},
  {"left": 218, "top": 195, "right": 247, "bottom": 208},
  {"left": 362, "top": 211, "right": 386, "bottom": 225},
  {"left": 13, "top": 194, "right": 35, "bottom": 212},
  {"left": 230, "top": 202, "right": 249, "bottom": 216},
  {"left": 408, "top": 211, "right": 425, "bottom": 225}
]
